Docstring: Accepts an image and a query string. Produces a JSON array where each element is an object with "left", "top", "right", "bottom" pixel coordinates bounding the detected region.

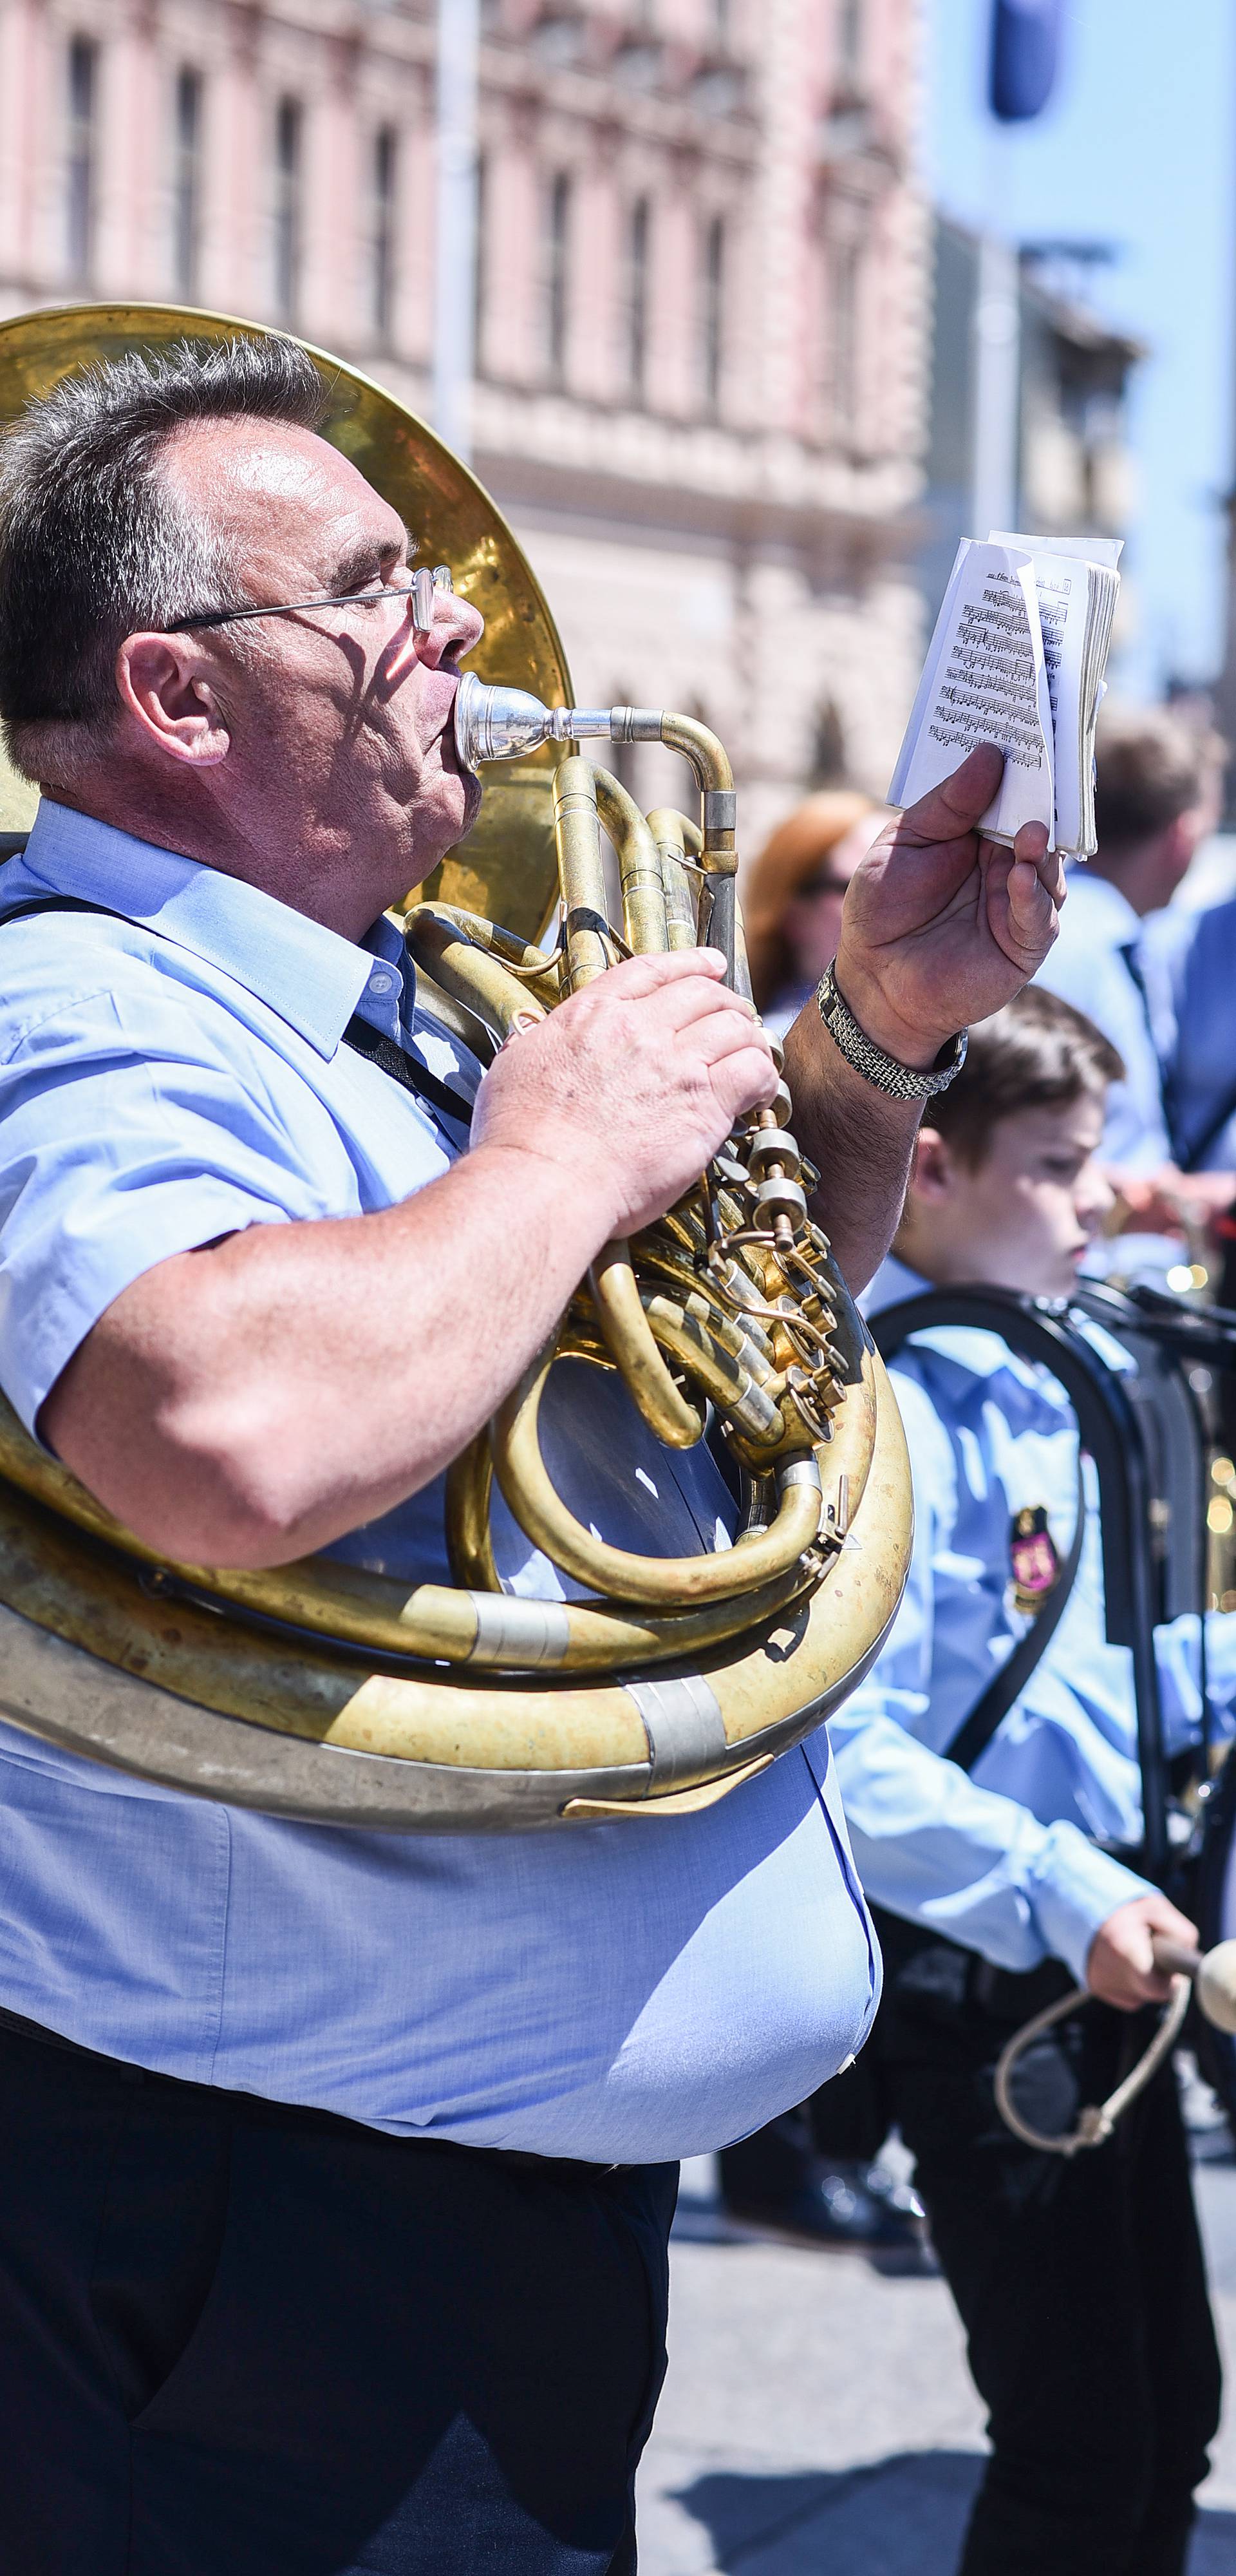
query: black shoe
[
  {"left": 859, "top": 2157, "right": 926, "bottom": 2228},
  {"left": 724, "top": 2163, "right": 924, "bottom": 2250}
]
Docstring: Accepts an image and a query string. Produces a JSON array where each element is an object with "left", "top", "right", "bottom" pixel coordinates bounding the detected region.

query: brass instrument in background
[{"left": 0, "top": 305, "right": 912, "bottom": 1831}]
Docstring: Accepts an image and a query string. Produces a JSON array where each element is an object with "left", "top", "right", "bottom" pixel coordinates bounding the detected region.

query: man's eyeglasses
[{"left": 167, "top": 564, "right": 454, "bottom": 638}]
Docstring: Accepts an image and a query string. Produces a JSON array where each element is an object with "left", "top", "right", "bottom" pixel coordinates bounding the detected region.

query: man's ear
[
  {"left": 1163, "top": 811, "right": 1197, "bottom": 871},
  {"left": 115, "top": 633, "right": 232, "bottom": 768},
  {"left": 909, "top": 1124, "right": 955, "bottom": 1202}
]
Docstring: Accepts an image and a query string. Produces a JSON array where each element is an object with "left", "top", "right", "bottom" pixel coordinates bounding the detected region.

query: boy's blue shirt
[{"left": 833, "top": 1255, "right": 1236, "bottom": 1982}]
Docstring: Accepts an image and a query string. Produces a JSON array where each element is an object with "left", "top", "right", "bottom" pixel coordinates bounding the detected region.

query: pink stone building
[{"left": 0, "top": 0, "right": 928, "bottom": 841}]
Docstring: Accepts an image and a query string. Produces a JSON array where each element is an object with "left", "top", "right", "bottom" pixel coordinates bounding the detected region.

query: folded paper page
[{"left": 890, "top": 532, "right": 1121, "bottom": 857}]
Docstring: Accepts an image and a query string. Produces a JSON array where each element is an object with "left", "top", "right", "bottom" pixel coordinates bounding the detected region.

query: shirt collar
[
  {"left": 860, "top": 1253, "right": 929, "bottom": 1318},
  {"left": 1061, "top": 864, "right": 1142, "bottom": 945},
  {"left": 21, "top": 799, "right": 405, "bottom": 1060},
  {"left": 865, "top": 1252, "right": 1128, "bottom": 1384}
]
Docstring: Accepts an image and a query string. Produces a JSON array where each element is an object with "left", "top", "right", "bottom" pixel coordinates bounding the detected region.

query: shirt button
[{"left": 368, "top": 970, "right": 395, "bottom": 996}]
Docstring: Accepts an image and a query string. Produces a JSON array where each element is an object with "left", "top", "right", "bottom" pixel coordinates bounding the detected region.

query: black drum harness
[{"left": 868, "top": 1281, "right": 1236, "bottom": 2152}]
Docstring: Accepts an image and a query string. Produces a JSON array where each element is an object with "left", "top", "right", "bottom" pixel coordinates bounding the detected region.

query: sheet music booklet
[{"left": 888, "top": 530, "right": 1122, "bottom": 856}]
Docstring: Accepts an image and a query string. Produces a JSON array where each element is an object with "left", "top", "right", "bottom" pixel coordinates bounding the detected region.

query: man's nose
[
  {"left": 385, "top": 583, "right": 483, "bottom": 683},
  {"left": 420, "top": 587, "right": 485, "bottom": 665}
]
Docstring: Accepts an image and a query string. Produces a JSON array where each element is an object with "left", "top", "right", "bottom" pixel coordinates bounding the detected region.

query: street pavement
[{"left": 637, "top": 2152, "right": 1236, "bottom": 2574}]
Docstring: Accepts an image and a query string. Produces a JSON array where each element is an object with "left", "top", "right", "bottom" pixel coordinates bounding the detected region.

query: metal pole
[
  {"left": 971, "top": 232, "right": 1020, "bottom": 536},
  {"left": 432, "top": 0, "right": 480, "bottom": 464}
]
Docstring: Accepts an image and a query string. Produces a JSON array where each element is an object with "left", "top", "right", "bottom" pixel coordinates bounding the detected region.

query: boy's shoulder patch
[{"left": 1009, "top": 1504, "right": 1061, "bottom": 1616}]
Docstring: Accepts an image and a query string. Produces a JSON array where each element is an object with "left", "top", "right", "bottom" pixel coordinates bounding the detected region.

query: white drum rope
[{"left": 993, "top": 1978, "right": 1192, "bottom": 2158}]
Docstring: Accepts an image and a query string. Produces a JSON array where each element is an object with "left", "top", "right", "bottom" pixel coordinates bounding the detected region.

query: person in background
[
  {"left": 1151, "top": 873, "right": 1236, "bottom": 1184},
  {"left": 1035, "top": 701, "right": 1233, "bottom": 1236},
  {"left": 744, "top": 790, "right": 889, "bottom": 1034},
  {"left": 829, "top": 985, "right": 1236, "bottom": 2576}
]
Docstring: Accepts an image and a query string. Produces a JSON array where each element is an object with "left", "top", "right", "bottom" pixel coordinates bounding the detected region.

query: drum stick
[{"left": 1151, "top": 1935, "right": 1236, "bottom": 2034}]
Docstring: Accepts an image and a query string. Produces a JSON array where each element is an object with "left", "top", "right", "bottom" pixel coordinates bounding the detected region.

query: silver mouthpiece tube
[
  {"left": 453, "top": 674, "right": 649, "bottom": 770},
  {"left": 451, "top": 677, "right": 738, "bottom": 988}
]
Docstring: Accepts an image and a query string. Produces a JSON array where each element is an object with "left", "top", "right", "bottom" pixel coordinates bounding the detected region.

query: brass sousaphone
[{"left": 0, "top": 305, "right": 912, "bottom": 1830}]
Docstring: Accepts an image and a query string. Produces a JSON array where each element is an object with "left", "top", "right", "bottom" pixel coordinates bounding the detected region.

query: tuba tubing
[{"left": 0, "top": 303, "right": 913, "bottom": 1828}]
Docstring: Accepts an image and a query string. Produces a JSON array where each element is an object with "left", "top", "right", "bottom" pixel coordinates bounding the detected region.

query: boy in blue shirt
[{"left": 830, "top": 986, "right": 1236, "bottom": 2576}]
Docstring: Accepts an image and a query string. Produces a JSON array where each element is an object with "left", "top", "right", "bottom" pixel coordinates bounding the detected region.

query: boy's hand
[
  {"left": 834, "top": 744, "right": 1063, "bottom": 1070},
  {"left": 1086, "top": 1891, "right": 1199, "bottom": 2011}
]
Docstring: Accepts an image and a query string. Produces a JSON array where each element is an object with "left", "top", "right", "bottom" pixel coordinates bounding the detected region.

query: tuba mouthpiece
[
  {"left": 453, "top": 674, "right": 556, "bottom": 768},
  {"left": 453, "top": 672, "right": 620, "bottom": 771}
]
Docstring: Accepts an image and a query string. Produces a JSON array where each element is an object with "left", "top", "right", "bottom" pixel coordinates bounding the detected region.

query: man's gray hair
[{"left": 0, "top": 334, "right": 326, "bottom": 780}]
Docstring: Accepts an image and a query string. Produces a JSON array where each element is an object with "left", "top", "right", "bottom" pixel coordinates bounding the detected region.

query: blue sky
[{"left": 922, "top": 0, "right": 1236, "bottom": 697}]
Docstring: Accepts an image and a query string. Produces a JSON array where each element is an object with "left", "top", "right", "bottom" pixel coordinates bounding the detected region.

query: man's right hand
[
  {"left": 471, "top": 948, "right": 780, "bottom": 1238},
  {"left": 41, "top": 952, "right": 778, "bottom": 1566}
]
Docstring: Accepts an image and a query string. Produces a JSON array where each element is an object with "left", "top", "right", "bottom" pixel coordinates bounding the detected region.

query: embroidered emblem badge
[{"left": 1009, "top": 1505, "right": 1061, "bottom": 1616}]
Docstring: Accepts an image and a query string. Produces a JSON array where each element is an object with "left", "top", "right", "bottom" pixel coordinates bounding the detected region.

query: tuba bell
[{"left": 0, "top": 304, "right": 912, "bottom": 1831}]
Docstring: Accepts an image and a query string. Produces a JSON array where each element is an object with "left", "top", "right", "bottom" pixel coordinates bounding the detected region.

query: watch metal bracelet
[{"left": 815, "top": 961, "right": 968, "bottom": 1101}]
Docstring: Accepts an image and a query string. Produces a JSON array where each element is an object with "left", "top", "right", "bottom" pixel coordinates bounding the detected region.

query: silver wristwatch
[{"left": 815, "top": 961, "right": 968, "bottom": 1101}]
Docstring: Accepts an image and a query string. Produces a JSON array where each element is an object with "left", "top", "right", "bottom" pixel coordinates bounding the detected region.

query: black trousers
[
  {"left": 0, "top": 2012, "right": 677, "bottom": 2575},
  {"left": 874, "top": 1920, "right": 1223, "bottom": 2576}
]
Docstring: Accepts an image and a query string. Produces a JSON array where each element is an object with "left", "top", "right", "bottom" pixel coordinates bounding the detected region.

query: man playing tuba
[{"left": 0, "top": 334, "right": 1058, "bottom": 2571}]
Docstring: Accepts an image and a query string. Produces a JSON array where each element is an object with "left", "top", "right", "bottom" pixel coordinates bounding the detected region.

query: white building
[{"left": 0, "top": 0, "right": 931, "bottom": 842}]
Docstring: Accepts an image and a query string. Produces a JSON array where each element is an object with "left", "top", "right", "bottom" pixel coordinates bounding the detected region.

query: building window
[
  {"left": 838, "top": 0, "right": 864, "bottom": 81},
  {"left": 66, "top": 35, "right": 97, "bottom": 281},
  {"left": 473, "top": 152, "right": 487, "bottom": 369},
  {"left": 173, "top": 68, "right": 203, "bottom": 301},
  {"left": 701, "top": 214, "right": 724, "bottom": 413},
  {"left": 626, "top": 197, "right": 650, "bottom": 400},
  {"left": 372, "top": 126, "right": 397, "bottom": 341},
  {"left": 545, "top": 171, "right": 571, "bottom": 381},
  {"left": 810, "top": 699, "right": 848, "bottom": 786},
  {"left": 829, "top": 236, "right": 860, "bottom": 436},
  {"left": 274, "top": 96, "right": 302, "bottom": 326}
]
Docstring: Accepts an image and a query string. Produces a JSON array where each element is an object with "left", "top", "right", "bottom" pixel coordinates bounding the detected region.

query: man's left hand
[{"left": 833, "top": 743, "right": 1062, "bottom": 1070}]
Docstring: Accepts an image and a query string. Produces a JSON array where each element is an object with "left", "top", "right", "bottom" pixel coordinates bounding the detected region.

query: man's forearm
[
  {"left": 782, "top": 1004, "right": 922, "bottom": 1293},
  {"left": 42, "top": 1141, "right": 618, "bottom": 1567},
  {"left": 44, "top": 949, "right": 784, "bottom": 1568}
]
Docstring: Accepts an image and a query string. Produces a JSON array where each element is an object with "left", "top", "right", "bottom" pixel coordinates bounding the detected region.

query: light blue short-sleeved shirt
[
  {"left": 0, "top": 800, "right": 878, "bottom": 2161},
  {"left": 829, "top": 1256, "right": 1236, "bottom": 1983}
]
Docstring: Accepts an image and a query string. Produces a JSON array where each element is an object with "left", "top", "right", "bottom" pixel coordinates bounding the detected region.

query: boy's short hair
[
  {"left": 928, "top": 985, "right": 1123, "bottom": 1169},
  {"left": 1094, "top": 702, "right": 1225, "bottom": 853}
]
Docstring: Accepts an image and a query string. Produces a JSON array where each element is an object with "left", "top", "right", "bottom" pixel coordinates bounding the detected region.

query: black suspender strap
[
  {"left": 339, "top": 1013, "right": 474, "bottom": 1131},
  {"left": 941, "top": 1452, "right": 1087, "bottom": 1776},
  {"left": 1118, "top": 934, "right": 1170, "bottom": 1108},
  {"left": 0, "top": 893, "right": 474, "bottom": 1134},
  {"left": 0, "top": 895, "right": 126, "bottom": 928}
]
